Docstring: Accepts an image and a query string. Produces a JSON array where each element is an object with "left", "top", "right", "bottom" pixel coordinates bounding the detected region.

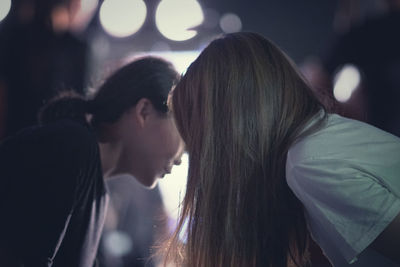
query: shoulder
[
  {"left": 0, "top": 120, "right": 102, "bottom": 201},
  {"left": 288, "top": 113, "right": 400, "bottom": 166},
  {"left": 287, "top": 113, "right": 400, "bottom": 197},
  {"left": 1, "top": 119, "right": 98, "bottom": 166},
  {"left": 20, "top": 119, "right": 93, "bottom": 144},
  {"left": 285, "top": 115, "right": 400, "bottom": 266}
]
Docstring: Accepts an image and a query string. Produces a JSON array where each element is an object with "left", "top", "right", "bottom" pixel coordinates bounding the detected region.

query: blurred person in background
[
  {"left": 302, "top": 0, "right": 400, "bottom": 137},
  {"left": 0, "top": 56, "right": 184, "bottom": 267},
  {"left": 0, "top": 0, "right": 97, "bottom": 140}
]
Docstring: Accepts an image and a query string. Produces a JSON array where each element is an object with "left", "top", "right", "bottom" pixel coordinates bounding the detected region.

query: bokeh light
[
  {"left": 333, "top": 64, "right": 361, "bottom": 102},
  {"left": 103, "top": 230, "right": 133, "bottom": 257},
  {"left": 156, "top": 0, "right": 204, "bottom": 41},
  {"left": 70, "top": 0, "right": 99, "bottom": 32},
  {"left": 100, "top": 0, "right": 147, "bottom": 38},
  {"left": 219, "top": 13, "right": 242, "bottom": 33},
  {"left": 0, "top": 0, "right": 12, "bottom": 23}
]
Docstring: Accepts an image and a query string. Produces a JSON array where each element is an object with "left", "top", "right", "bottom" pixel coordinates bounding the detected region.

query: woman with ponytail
[
  {"left": 164, "top": 32, "right": 400, "bottom": 267},
  {"left": 0, "top": 56, "right": 184, "bottom": 267}
]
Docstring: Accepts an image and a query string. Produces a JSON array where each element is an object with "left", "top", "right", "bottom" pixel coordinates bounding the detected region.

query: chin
[{"left": 147, "top": 181, "right": 158, "bottom": 189}]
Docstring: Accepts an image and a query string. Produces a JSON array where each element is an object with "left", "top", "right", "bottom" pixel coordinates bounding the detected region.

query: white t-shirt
[{"left": 286, "top": 112, "right": 400, "bottom": 266}]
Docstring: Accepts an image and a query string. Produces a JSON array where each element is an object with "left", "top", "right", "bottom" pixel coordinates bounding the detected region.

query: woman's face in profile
[
  {"left": 117, "top": 99, "right": 184, "bottom": 188},
  {"left": 137, "top": 113, "right": 184, "bottom": 188}
]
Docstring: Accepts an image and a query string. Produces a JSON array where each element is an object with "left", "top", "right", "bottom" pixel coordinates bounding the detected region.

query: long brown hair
[{"left": 165, "top": 32, "right": 326, "bottom": 267}]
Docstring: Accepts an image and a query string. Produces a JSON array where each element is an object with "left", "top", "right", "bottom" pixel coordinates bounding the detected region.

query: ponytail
[
  {"left": 38, "top": 56, "right": 179, "bottom": 131},
  {"left": 38, "top": 91, "right": 91, "bottom": 126}
]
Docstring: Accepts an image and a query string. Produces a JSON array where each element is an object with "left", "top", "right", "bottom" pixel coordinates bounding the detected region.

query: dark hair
[
  {"left": 38, "top": 90, "right": 88, "bottom": 125},
  {"left": 38, "top": 56, "right": 179, "bottom": 130},
  {"left": 165, "top": 32, "right": 326, "bottom": 267}
]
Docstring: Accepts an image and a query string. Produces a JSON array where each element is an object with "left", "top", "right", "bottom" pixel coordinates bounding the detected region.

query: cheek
[{"left": 153, "top": 120, "right": 182, "bottom": 158}]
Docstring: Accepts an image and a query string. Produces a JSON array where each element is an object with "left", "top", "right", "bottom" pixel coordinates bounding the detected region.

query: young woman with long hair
[
  {"left": 0, "top": 56, "right": 184, "bottom": 267},
  {"left": 164, "top": 32, "right": 400, "bottom": 266}
]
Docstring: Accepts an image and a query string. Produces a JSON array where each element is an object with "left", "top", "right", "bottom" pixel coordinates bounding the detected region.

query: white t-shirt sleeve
[{"left": 287, "top": 155, "right": 400, "bottom": 265}]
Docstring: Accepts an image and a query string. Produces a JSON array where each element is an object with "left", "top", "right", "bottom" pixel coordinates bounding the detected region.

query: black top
[{"left": 0, "top": 119, "right": 108, "bottom": 267}]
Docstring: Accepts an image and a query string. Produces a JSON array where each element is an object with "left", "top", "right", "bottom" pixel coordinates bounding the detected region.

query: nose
[{"left": 173, "top": 141, "right": 185, "bottom": 166}]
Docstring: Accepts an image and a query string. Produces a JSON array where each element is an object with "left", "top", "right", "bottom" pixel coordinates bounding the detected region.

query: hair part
[{"left": 165, "top": 32, "right": 327, "bottom": 267}]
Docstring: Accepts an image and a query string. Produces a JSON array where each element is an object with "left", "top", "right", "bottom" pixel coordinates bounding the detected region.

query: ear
[{"left": 133, "top": 98, "right": 156, "bottom": 128}]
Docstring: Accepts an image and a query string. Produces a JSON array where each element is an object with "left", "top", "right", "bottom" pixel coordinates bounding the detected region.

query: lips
[{"left": 160, "top": 168, "right": 171, "bottom": 178}]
